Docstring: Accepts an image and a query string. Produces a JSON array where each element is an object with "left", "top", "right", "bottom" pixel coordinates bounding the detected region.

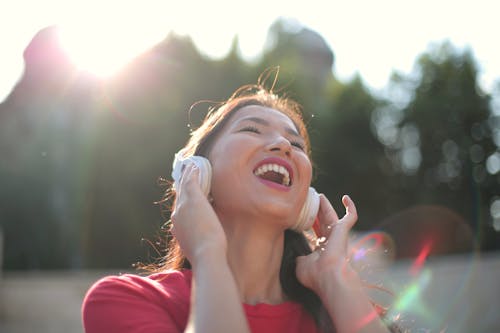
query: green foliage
[
  {"left": 310, "top": 75, "right": 391, "bottom": 226},
  {"left": 378, "top": 42, "right": 498, "bottom": 249},
  {"left": 395, "top": 43, "right": 494, "bottom": 200},
  {"left": 0, "top": 23, "right": 498, "bottom": 270}
]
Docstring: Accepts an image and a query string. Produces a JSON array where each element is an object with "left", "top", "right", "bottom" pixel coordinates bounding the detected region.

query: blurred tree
[
  {"left": 376, "top": 42, "right": 499, "bottom": 251},
  {"left": 258, "top": 19, "right": 334, "bottom": 118},
  {"left": 79, "top": 33, "right": 257, "bottom": 268},
  {"left": 0, "top": 26, "right": 99, "bottom": 269},
  {"left": 310, "top": 75, "right": 390, "bottom": 228}
]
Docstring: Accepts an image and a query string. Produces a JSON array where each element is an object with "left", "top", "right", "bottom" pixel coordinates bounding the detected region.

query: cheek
[
  {"left": 209, "top": 143, "right": 246, "bottom": 191},
  {"left": 298, "top": 156, "right": 313, "bottom": 183}
]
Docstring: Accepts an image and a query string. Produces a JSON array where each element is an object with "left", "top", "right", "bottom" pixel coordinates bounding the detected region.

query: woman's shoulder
[
  {"left": 82, "top": 269, "right": 192, "bottom": 332},
  {"left": 84, "top": 268, "right": 192, "bottom": 302}
]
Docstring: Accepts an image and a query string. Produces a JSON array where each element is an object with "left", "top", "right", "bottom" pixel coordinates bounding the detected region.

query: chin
[{"left": 254, "top": 201, "right": 296, "bottom": 223}]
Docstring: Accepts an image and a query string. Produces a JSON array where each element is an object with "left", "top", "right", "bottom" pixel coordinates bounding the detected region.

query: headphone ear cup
[
  {"left": 171, "top": 149, "right": 212, "bottom": 197},
  {"left": 293, "top": 187, "right": 320, "bottom": 232}
]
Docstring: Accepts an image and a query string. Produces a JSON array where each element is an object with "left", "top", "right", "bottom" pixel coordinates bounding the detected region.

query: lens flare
[
  {"left": 355, "top": 308, "right": 380, "bottom": 331},
  {"left": 387, "top": 268, "right": 432, "bottom": 324},
  {"left": 97, "top": 88, "right": 144, "bottom": 126},
  {"left": 348, "top": 231, "right": 396, "bottom": 270},
  {"left": 409, "top": 240, "right": 433, "bottom": 276}
]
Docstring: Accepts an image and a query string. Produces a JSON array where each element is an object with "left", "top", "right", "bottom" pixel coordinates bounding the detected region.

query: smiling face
[{"left": 207, "top": 105, "right": 313, "bottom": 228}]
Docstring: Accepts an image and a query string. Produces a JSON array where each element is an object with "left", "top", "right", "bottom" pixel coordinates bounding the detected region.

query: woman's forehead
[{"left": 228, "top": 105, "right": 299, "bottom": 130}]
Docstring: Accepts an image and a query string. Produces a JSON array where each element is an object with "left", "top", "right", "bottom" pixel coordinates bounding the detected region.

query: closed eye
[
  {"left": 290, "top": 140, "right": 305, "bottom": 151},
  {"left": 240, "top": 125, "right": 261, "bottom": 134}
]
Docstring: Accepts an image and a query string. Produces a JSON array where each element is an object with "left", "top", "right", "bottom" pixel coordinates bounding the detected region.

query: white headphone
[{"left": 171, "top": 148, "right": 319, "bottom": 232}]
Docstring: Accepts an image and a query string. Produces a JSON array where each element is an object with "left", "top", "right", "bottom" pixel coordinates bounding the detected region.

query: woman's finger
[
  {"left": 324, "top": 195, "right": 358, "bottom": 254},
  {"left": 316, "top": 194, "right": 339, "bottom": 238},
  {"left": 173, "top": 163, "right": 203, "bottom": 225},
  {"left": 176, "top": 163, "right": 202, "bottom": 199},
  {"left": 338, "top": 195, "right": 357, "bottom": 228}
]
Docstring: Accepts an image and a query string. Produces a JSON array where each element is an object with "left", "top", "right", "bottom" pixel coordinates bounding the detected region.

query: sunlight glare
[
  {"left": 57, "top": 2, "right": 170, "bottom": 78},
  {"left": 59, "top": 25, "right": 163, "bottom": 77}
]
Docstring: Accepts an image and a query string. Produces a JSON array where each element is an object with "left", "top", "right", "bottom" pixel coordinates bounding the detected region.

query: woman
[{"left": 82, "top": 81, "right": 395, "bottom": 333}]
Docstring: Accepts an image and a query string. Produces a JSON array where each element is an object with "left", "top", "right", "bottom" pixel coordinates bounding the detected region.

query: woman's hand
[
  {"left": 170, "top": 163, "right": 227, "bottom": 266},
  {"left": 296, "top": 194, "right": 359, "bottom": 294},
  {"left": 296, "top": 195, "right": 391, "bottom": 332}
]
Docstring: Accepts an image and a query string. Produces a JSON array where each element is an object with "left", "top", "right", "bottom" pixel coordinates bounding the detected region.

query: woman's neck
[{"left": 222, "top": 218, "right": 287, "bottom": 305}]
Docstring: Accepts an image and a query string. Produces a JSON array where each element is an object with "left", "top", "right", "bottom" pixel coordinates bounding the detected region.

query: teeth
[{"left": 254, "top": 163, "right": 291, "bottom": 186}]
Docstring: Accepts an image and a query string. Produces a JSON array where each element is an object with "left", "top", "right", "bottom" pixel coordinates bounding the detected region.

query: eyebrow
[{"left": 239, "top": 116, "right": 301, "bottom": 137}]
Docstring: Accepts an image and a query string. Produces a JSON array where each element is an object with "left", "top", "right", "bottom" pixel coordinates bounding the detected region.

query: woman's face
[{"left": 208, "top": 105, "right": 312, "bottom": 227}]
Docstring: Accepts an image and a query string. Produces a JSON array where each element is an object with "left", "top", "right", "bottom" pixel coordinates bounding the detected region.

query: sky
[{"left": 1, "top": 0, "right": 499, "bottom": 103}]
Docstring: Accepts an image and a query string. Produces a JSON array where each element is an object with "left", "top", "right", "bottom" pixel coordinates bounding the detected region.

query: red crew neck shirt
[{"left": 82, "top": 269, "right": 320, "bottom": 333}]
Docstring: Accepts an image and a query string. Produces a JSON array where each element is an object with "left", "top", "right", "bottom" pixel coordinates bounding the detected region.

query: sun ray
[{"left": 56, "top": 3, "right": 171, "bottom": 78}]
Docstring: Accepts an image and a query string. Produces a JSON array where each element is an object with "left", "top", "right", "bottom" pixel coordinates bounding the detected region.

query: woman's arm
[
  {"left": 296, "top": 195, "right": 390, "bottom": 333},
  {"left": 172, "top": 164, "right": 250, "bottom": 333},
  {"left": 314, "top": 258, "right": 389, "bottom": 333}
]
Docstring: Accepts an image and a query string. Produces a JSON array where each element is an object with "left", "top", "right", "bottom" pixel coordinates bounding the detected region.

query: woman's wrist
[
  {"left": 314, "top": 262, "right": 391, "bottom": 333},
  {"left": 314, "top": 260, "right": 362, "bottom": 298},
  {"left": 190, "top": 244, "right": 228, "bottom": 270}
]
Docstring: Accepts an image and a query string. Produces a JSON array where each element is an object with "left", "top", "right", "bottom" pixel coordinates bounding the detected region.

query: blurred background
[{"left": 0, "top": 1, "right": 499, "bottom": 332}]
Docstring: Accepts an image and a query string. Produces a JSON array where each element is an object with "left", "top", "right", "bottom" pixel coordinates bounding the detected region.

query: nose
[{"left": 267, "top": 135, "right": 292, "bottom": 156}]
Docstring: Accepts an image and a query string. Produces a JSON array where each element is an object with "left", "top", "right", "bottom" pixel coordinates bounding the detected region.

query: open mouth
[{"left": 253, "top": 163, "right": 291, "bottom": 186}]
